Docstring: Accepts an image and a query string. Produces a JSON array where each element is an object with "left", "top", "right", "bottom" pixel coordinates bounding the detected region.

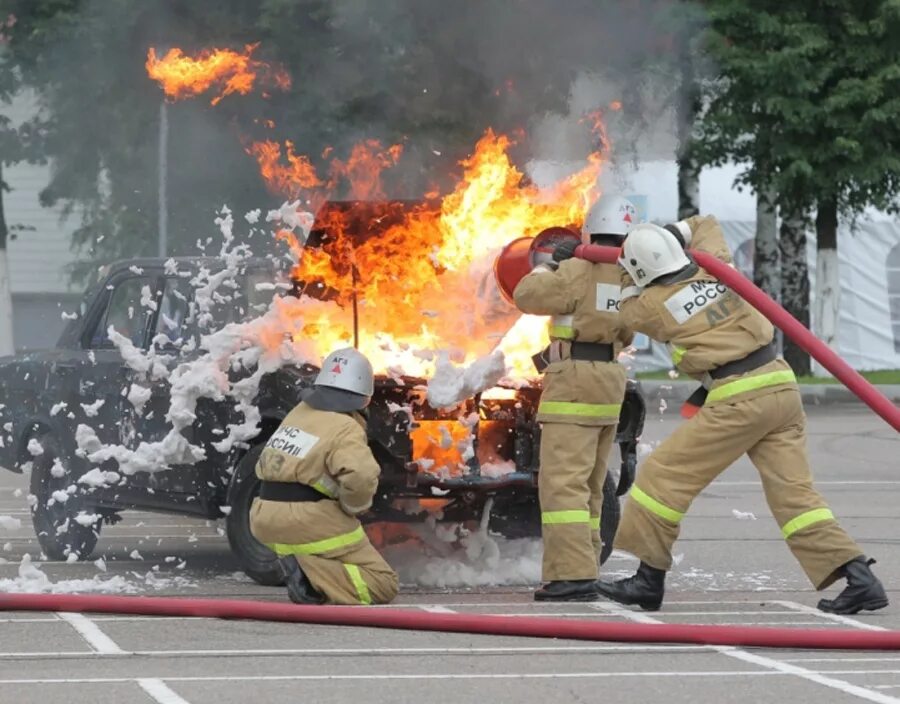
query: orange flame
[
  {"left": 251, "top": 126, "right": 606, "bottom": 380},
  {"left": 146, "top": 44, "right": 290, "bottom": 105}
]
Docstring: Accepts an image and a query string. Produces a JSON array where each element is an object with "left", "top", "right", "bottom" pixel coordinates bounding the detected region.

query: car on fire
[{"left": 0, "top": 206, "right": 645, "bottom": 586}]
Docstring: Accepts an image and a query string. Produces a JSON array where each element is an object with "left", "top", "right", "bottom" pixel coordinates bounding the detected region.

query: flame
[
  {"left": 250, "top": 127, "right": 605, "bottom": 380},
  {"left": 142, "top": 44, "right": 608, "bottom": 384},
  {"left": 146, "top": 44, "right": 290, "bottom": 105}
]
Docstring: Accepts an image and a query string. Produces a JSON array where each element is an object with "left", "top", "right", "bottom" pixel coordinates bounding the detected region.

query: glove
[{"left": 552, "top": 239, "right": 579, "bottom": 263}]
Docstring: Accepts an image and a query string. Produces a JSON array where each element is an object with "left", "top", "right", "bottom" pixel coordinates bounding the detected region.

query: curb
[{"left": 636, "top": 380, "right": 900, "bottom": 407}]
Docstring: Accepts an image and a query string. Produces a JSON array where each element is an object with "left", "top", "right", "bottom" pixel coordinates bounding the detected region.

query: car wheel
[
  {"left": 29, "top": 432, "right": 101, "bottom": 561},
  {"left": 225, "top": 443, "right": 284, "bottom": 586},
  {"left": 488, "top": 493, "right": 541, "bottom": 539},
  {"left": 599, "top": 471, "right": 620, "bottom": 566}
]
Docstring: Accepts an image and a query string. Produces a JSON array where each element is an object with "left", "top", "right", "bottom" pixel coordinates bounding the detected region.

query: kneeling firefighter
[
  {"left": 512, "top": 194, "right": 637, "bottom": 602},
  {"left": 597, "top": 215, "right": 887, "bottom": 614},
  {"left": 250, "top": 348, "right": 399, "bottom": 605}
]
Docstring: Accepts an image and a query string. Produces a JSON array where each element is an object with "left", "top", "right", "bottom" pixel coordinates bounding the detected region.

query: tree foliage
[{"left": 695, "top": 0, "right": 900, "bottom": 373}]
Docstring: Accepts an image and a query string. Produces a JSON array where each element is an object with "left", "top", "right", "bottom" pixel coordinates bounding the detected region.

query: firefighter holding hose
[
  {"left": 512, "top": 194, "right": 636, "bottom": 601},
  {"left": 592, "top": 215, "right": 887, "bottom": 614},
  {"left": 250, "top": 347, "right": 399, "bottom": 605}
]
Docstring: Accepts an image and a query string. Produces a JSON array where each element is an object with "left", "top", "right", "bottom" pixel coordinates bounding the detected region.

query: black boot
[
  {"left": 534, "top": 579, "right": 600, "bottom": 602},
  {"left": 817, "top": 557, "right": 888, "bottom": 615},
  {"left": 278, "top": 556, "right": 325, "bottom": 605},
  {"left": 595, "top": 562, "right": 666, "bottom": 611}
]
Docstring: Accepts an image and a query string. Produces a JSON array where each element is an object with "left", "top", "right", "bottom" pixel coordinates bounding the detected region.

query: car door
[{"left": 75, "top": 267, "right": 161, "bottom": 501}]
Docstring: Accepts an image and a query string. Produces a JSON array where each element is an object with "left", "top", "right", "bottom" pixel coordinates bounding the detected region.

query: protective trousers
[
  {"left": 614, "top": 388, "right": 862, "bottom": 589},
  {"left": 539, "top": 422, "right": 617, "bottom": 581},
  {"left": 250, "top": 499, "right": 399, "bottom": 605}
]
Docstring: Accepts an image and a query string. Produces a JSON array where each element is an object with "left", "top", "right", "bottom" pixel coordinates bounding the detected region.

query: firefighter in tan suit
[
  {"left": 513, "top": 195, "right": 636, "bottom": 601},
  {"left": 596, "top": 216, "right": 887, "bottom": 615},
  {"left": 250, "top": 348, "right": 399, "bottom": 605}
]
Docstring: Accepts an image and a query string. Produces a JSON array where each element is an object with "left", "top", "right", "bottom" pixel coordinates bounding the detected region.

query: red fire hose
[
  {"left": 576, "top": 243, "right": 900, "bottom": 433},
  {"left": 1, "top": 592, "right": 898, "bottom": 649},
  {"left": 2, "top": 246, "right": 895, "bottom": 650}
]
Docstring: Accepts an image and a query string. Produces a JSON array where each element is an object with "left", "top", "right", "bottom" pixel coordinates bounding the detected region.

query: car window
[
  {"left": 91, "top": 276, "right": 156, "bottom": 349},
  {"left": 155, "top": 277, "right": 195, "bottom": 344}
]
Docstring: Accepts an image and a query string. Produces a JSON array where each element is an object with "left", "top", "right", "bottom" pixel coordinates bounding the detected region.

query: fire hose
[
  {"left": 576, "top": 243, "right": 900, "bottom": 433},
  {"left": 2, "top": 592, "right": 900, "bottom": 649},
  {"left": 2, "top": 246, "right": 897, "bottom": 650}
]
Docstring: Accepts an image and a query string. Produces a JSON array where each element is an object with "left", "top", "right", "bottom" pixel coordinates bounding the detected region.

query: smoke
[{"left": 13, "top": 0, "right": 705, "bottom": 266}]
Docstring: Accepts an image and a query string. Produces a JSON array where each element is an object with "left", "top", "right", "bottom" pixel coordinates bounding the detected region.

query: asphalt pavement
[{"left": 0, "top": 404, "right": 898, "bottom": 704}]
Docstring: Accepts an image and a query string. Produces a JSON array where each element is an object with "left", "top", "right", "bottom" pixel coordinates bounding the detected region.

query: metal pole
[
  {"left": 351, "top": 264, "right": 359, "bottom": 350},
  {"left": 158, "top": 101, "right": 169, "bottom": 258}
]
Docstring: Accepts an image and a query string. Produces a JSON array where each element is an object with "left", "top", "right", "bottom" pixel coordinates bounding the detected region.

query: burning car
[{"left": 0, "top": 199, "right": 645, "bottom": 586}]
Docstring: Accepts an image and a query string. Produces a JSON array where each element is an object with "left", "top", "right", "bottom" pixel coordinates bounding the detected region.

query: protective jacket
[
  {"left": 250, "top": 402, "right": 398, "bottom": 605},
  {"left": 619, "top": 215, "right": 795, "bottom": 405},
  {"left": 514, "top": 258, "right": 632, "bottom": 425}
]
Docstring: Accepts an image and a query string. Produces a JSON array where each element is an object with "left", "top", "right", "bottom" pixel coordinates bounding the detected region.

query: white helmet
[
  {"left": 619, "top": 223, "right": 691, "bottom": 287},
  {"left": 582, "top": 194, "right": 638, "bottom": 243},
  {"left": 306, "top": 347, "right": 375, "bottom": 412}
]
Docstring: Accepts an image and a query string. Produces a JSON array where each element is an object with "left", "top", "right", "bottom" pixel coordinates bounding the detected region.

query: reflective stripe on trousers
[
  {"left": 537, "top": 401, "right": 622, "bottom": 418},
  {"left": 629, "top": 485, "right": 685, "bottom": 524},
  {"left": 542, "top": 509, "right": 591, "bottom": 525},
  {"left": 266, "top": 525, "right": 365, "bottom": 556},
  {"left": 707, "top": 370, "right": 797, "bottom": 403},
  {"left": 343, "top": 563, "right": 372, "bottom": 604},
  {"left": 782, "top": 508, "right": 835, "bottom": 539}
]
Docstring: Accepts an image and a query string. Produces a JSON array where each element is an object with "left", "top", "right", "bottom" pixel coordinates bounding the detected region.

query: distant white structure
[
  {"left": 618, "top": 160, "right": 900, "bottom": 372},
  {"left": 4, "top": 91, "right": 81, "bottom": 350}
]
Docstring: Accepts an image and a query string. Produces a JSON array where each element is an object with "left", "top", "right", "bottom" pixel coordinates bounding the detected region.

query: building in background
[{"left": 4, "top": 91, "right": 81, "bottom": 351}]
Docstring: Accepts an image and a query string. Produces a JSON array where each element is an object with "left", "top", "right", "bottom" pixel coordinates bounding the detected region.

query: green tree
[{"left": 697, "top": 0, "right": 900, "bottom": 374}]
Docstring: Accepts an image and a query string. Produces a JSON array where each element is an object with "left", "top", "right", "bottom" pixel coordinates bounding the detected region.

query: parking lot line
[
  {"left": 138, "top": 678, "right": 193, "bottom": 704},
  {"left": 56, "top": 612, "right": 126, "bottom": 655},
  {"left": 418, "top": 605, "right": 457, "bottom": 613},
  {"left": 772, "top": 600, "right": 889, "bottom": 632},
  {"left": 591, "top": 602, "right": 900, "bottom": 704},
  {"left": 8, "top": 670, "right": 900, "bottom": 685},
  {"left": 0, "top": 644, "right": 713, "bottom": 659},
  {"left": 0, "top": 672, "right": 796, "bottom": 685}
]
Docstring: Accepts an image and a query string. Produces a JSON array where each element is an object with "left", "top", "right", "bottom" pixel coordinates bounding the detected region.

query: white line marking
[
  {"left": 772, "top": 600, "right": 888, "bottom": 632},
  {"left": 0, "top": 644, "right": 711, "bottom": 659},
  {"left": 592, "top": 602, "right": 900, "bottom": 704},
  {"left": 56, "top": 612, "right": 126, "bottom": 655},
  {"left": 0, "top": 673, "right": 792, "bottom": 685},
  {"left": 5, "top": 671, "right": 900, "bottom": 685},
  {"left": 419, "top": 606, "right": 457, "bottom": 614},
  {"left": 138, "top": 679, "right": 193, "bottom": 704},
  {"left": 785, "top": 658, "right": 900, "bottom": 664},
  {"left": 715, "top": 481, "right": 900, "bottom": 486}
]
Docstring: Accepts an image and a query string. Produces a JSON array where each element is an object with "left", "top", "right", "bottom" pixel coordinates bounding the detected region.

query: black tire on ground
[
  {"left": 488, "top": 472, "right": 620, "bottom": 566},
  {"left": 225, "top": 444, "right": 285, "bottom": 586},
  {"left": 599, "top": 471, "right": 620, "bottom": 566},
  {"left": 29, "top": 432, "right": 101, "bottom": 561}
]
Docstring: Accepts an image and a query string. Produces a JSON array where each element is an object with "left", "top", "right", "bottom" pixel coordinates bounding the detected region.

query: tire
[
  {"left": 225, "top": 444, "right": 284, "bottom": 586},
  {"left": 29, "top": 432, "right": 101, "bottom": 561},
  {"left": 488, "top": 473, "right": 620, "bottom": 566},
  {"left": 488, "top": 493, "right": 541, "bottom": 539},
  {"left": 599, "top": 472, "right": 620, "bottom": 566}
]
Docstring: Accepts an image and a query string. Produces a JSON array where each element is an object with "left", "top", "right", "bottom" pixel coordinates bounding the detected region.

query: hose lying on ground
[
  {"left": 1, "top": 592, "right": 897, "bottom": 650},
  {"left": 574, "top": 243, "right": 900, "bottom": 433}
]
